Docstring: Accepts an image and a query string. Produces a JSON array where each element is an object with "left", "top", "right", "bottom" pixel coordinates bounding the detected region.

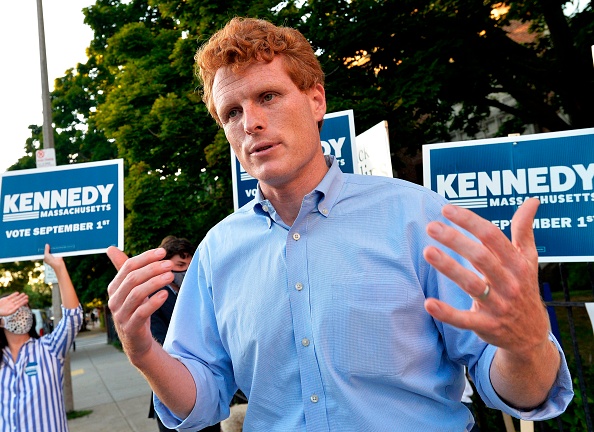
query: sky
[{"left": 0, "top": 1, "right": 95, "bottom": 173}]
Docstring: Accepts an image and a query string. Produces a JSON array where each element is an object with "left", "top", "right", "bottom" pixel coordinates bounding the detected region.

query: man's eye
[
  {"left": 228, "top": 109, "right": 239, "bottom": 118},
  {"left": 263, "top": 94, "right": 275, "bottom": 102}
]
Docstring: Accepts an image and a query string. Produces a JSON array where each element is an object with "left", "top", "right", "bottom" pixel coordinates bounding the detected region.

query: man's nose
[{"left": 243, "top": 103, "right": 266, "bottom": 135}]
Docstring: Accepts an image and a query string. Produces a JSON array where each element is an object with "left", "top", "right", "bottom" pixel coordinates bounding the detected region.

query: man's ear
[{"left": 310, "top": 83, "right": 326, "bottom": 123}]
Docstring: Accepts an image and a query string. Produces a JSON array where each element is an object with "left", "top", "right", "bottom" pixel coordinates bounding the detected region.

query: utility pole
[
  {"left": 36, "top": 0, "right": 54, "bottom": 150},
  {"left": 35, "top": 0, "right": 74, "bottom": 413}
]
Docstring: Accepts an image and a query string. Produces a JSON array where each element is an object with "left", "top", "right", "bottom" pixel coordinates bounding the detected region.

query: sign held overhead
[{"left": 0, "top": 159, "right": 124, "bottom": 263}]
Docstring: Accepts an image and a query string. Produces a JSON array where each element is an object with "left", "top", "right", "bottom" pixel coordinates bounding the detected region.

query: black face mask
[{"left": 172, "top": 270, "right": 186, "bottom": 287}]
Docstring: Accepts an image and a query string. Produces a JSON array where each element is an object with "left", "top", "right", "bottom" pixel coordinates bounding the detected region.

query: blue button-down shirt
[{"left": 157, "top": 157, "right": 572, "bottom": 431}]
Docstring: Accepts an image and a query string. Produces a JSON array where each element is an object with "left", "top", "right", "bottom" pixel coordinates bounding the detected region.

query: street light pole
[
  {"left": 35, "top": 0, "right": 74, "bottom": 414},
  {"left": 36, "top": 0, "right": 55, "bottom": 150}
]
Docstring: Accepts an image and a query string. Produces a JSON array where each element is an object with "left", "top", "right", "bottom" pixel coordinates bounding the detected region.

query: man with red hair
[{"left": 107, "top": 17, "right": 572, "bottom": 431}]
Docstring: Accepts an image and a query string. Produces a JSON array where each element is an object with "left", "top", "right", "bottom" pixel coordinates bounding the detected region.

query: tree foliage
[
  {"left": 297, "top": 0, "right": 594, "bottom": 165},
  {"left": 2, "top": 0, "right": 592, "bottom": 302}
]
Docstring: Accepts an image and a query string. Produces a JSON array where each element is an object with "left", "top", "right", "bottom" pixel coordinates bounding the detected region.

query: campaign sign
[
  {"left": 232, "top": 110, "right": 357, "bottom": 209},
  {"left": 356, "top": 120, "right": 393, "bottom": 177},
  {"left": 423, "top": 128, "right": 594, "bottom": 263},
  {"left": 0, "top": 160, "right": 124, "bottom": 263},
  {"left": 320, "top": 109, "right": 357, "bottom": 174}
]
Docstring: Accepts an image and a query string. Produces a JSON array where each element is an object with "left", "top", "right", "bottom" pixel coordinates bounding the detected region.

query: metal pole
[
  {"left": 36, "top": 0, "right": 74, "bottom": 413},
  {"left": 36, "top": 0, "right": 55, "bottom": 150}
]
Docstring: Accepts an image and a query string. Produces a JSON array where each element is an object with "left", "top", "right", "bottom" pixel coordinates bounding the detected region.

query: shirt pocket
[{"left": 330, "top": 282, "right": 409, "bottom": 376}]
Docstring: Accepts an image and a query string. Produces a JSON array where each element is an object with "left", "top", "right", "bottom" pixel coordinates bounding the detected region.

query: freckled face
[{"left": 212, "top": 56, "right": 327, "bottom": 192}]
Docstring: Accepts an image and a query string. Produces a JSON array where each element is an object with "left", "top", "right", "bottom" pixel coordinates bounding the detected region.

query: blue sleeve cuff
[
  {"left": 474, "top": 333, "right": 573, "bottom": 420},
  {"left": 153, "top": 356, "right": 229, "bottom": 431}
]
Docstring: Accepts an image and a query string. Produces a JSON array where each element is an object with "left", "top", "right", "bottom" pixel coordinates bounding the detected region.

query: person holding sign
[
  {"left": 106, "top": 17, "right": 572, "bottom": 431},
  {"left": 0, "top": 244, "right": 83, "bottom": 431}
]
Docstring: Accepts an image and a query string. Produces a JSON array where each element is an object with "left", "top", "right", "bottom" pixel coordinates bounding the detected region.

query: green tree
[{"left": 297, "top": 0, "right": 594, "bottom": 179}]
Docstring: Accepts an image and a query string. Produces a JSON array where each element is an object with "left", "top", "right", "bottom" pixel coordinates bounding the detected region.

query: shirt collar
[
  {"left": 252, "top": 155, "right": 344, "bottom": 220},
  {"left": 311, "top": 155, "right": 343, "bottom": 218}
]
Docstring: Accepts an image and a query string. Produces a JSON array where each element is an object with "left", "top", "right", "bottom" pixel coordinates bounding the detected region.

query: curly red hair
[{"left": 195, "top": 17, "right": 325, "bottom": 126}]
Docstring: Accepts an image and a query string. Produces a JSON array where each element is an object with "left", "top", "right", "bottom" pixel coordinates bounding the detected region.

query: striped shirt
[{"left": 1, "top": 305, "right": 83, "bottom": 432}]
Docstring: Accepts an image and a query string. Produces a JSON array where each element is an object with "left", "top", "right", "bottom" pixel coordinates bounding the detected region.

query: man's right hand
[{"left": 107, "top": 246, "right": 174, "bottom": 364}]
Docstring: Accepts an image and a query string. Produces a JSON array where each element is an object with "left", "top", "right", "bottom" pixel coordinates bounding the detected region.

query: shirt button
[
  {"left": 301, "top": 338, "right": 310, "bottom": 347},
  {"left": 321, "top": 208, "right": 328, "bottom": 215},
  {"left": 295, "top": 282, "right": 303, "bottom": 291},
  {"left": 310, "top": 394, "right": 319, "bottom": 403},
  {"left": 262, "top": 205, "right": 269, "bottom": 212},
  {"left": 292, "top": 233, "right": 301, "bottom": 241}
]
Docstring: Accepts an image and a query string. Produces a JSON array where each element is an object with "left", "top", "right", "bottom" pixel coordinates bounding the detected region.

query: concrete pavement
[{"left": 67, "top": 326, "right": 155, "bottom": 432}]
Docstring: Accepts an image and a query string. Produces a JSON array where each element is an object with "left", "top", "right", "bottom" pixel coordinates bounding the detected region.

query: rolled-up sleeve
[
  {"left": 154, "top": 246, "right": 235, "bottom": 430},
  {"left": 472, "top": 333, "right": 573, "bottom": 420}
]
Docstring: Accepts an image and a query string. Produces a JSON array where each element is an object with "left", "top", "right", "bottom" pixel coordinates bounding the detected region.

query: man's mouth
[
  {"left": 255, "top": 145, "right": 273, "bottom": 153},
  {"left": 252, "top": 143, "right": 275, "bottom": 154}
]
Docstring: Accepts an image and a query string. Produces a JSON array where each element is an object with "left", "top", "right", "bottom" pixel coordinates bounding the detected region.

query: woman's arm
[{"left": 43, "top": 244, "right": 80, "bottom": 309}]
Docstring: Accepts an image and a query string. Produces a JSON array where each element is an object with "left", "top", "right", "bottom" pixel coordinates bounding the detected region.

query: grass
[
  {"left": 111, "top": 339, "right": 123, "bottom": 352},
  {"left": 67, "top": 409, "right": 93, "bottom": 420}
]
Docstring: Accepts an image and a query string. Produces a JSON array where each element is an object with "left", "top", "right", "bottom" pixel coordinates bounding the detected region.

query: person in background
[
  {"left": 0, "top": 244, "right": 83, "bottom": 432},
  {"left": 148, "top": 236, "right": 196, "bottom": 347},
  {"left": 107, "top": 17, "right": 572, "bottom": 431},
  {"left": 147, "top": 236, "right": 221, "bottom": 431}
]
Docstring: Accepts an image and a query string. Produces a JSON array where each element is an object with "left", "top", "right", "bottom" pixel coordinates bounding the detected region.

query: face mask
[
  {"left": 172, "top": 270, "right": 186, "bottom": 287},
  {"left": 3, "top": 306, "right": 33, "bottom": 335}
]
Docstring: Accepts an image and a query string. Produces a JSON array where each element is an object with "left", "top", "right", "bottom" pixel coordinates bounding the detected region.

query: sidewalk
[{"left": 67, "top": 326, "right": 155, "bottom": 432}]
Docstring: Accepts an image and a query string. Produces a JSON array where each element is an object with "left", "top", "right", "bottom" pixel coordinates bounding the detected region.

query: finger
[
  {"left": 110, "top": 271, "right": 172, "bottom": 338},
  {"left": 114, "top": 290, "right": 169, "bottom": 359},
  {"left": 425, "top": 298, "right": 498, "bottom": 337},
  {"left": 425, "top": 298, "right": 476, "bottom": 330},
  {"left": 106, "top": 247, "right": 162, "bottom": 298},
  {"left": 7, "top": 292, "right": 29, "bottom": 303},
  {"left": 510, "top": 198, "right": 539, "bottom": 261},
  {"left": 110, "top": 282, "right": 168, "bottom": 331},
  {"left": 107, "top": 249, "right": 169, "bottom": 302},
  {"left": 426, "top": 217, "right": 513, "bottom": 292},
  {"left": 43, "top": 244, "right": 53, "bottom": 265},
  {"left": 423, "top": 245, "right": 488, "bottom": 299},
  {"left": 0, "top": 293, "right": 28, "bottom": 309},
  {"left": 441, "top": 204, "right": 518, "bottom": 264},
  {"left": 1, "top": 293, "right": 29, "bottom": 315},
  {"left": 107, "top": 246, "right": 130, "bottom": 272},
  {"left": 123, "top": 288, "right": 169, "bottom": 327},
  {"left": 15, "top": 293, "right": 29, "bottom": 306}
]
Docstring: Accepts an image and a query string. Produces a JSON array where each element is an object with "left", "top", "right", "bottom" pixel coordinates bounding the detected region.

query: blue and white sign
[
  {"left": 320, "top": 109, "right": 357, "bottom": 173},
  {"left": 0, "top": 159, "right": 124, "bottom": 263},
  {"left": 232, "top": 110, "right": 357, "bottom": 209},
  {"left": 423, "top": 128, "right": 594, "bottom": 263}
]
